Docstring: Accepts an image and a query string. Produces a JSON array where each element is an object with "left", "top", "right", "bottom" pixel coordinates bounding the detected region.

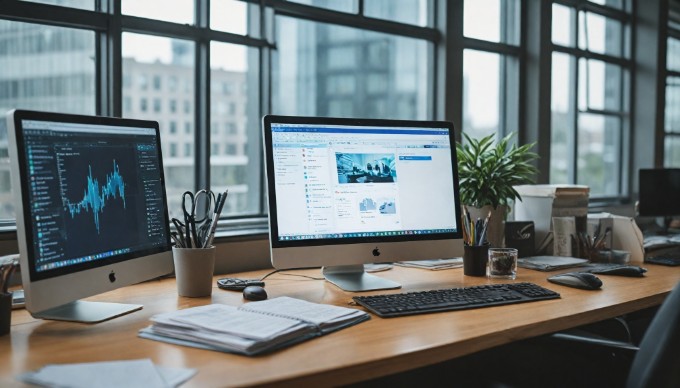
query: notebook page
[{"left": 239, "top": 296, "right": 366, "bottom": 326}]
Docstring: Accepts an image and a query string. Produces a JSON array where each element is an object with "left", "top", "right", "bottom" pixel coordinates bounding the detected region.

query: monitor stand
[
  {"left": 32, "top": 300, "right": 143, "bottom": 323},
  {"left": 322, "top": 264, "right": 401, "bottom": 292}
]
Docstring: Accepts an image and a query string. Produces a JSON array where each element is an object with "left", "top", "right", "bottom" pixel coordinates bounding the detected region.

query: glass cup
[{"left": 487, "top": 248, "right": 518, "bottom": 280}]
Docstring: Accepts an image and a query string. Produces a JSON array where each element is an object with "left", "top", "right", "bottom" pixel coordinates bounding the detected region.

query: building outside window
[
  {"left": 665, "top": 6, "right": 680, "bottom": 167},
  {"left": 549, "top": 1, "right": 632, "bottom": 198},
  {"left": 462, "top": 0, "right": 521, "bottom": 141},
  {"left": 0, "top": 0, "right": 654, "bottom": 232}
]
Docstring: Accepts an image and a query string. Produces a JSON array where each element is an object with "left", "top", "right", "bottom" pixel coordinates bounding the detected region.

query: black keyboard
[{"left": 353, "top": 282, "right": 560, "bottom": 318}]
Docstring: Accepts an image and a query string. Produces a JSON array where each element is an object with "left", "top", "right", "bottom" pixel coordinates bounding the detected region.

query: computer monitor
[
  {"left": 639, "top": 168, "right": 680, "bottom": 232},
  {"left": 6, "top": 109, "right": 173, "bottom": 323},
  {"left": 262, "top": 115, "right": 464, "bottom": 292}
]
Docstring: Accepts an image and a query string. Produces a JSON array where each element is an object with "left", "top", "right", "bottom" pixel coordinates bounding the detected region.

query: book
[
  {"left": 395, "top": 258, "right": 463, "bottom": 270},
  {"left": 552, "top": 216, "right": 576, "bottom": 257},
  {"left": 517, "top": 255, "right": 589, "bottom": 271},
  {"left": 138, "top": 297, "right": 369, "bottom": 356},
  {"left": 513, "top": 185, "right": 589, "bottom": 253}
]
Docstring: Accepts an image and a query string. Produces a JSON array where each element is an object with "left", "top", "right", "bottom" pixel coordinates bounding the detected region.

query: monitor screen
[
  {"left": 263, "top": 115, "right": 463, "bottom": 291},
  {"left": 7, "top": 109, "right": 173, "bottom": 321},
  {"left": 639, "top": 168, "right": 680, "bottom": 218}
]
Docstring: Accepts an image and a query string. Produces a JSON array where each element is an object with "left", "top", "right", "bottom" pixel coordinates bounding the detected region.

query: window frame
[
  {"left": 549, "top": 0, "right": 633, "bottom": 201},
  {"left": 0, "top": 0, "right": 444, "bottom": 234}
]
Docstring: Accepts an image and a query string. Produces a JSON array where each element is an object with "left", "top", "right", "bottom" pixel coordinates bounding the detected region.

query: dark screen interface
[{"left": 21, "top": 120, "right": 168, "bottom": 274}]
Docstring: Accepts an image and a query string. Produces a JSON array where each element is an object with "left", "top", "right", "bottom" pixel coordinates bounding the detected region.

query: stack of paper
[
  {"left": 395, "top": 258, "right": 463, "bottom": 270},
  {"left": 644, "top": 234, "right": 680, "bottom": 250},
  {"left": 518, "top": 255, "right": 589, "bottom": 271},
  {"left": 139, "top": 297, "right": 369, "bottom": 356},
  {"left": 17, "top": 359, "right": 196, "bottom": 388}
]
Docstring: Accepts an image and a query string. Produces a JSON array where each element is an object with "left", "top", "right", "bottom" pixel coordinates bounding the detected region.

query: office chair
[
  {"left": 547, "top": 281, "right": 680, "bottom": 388},
  {"left": 624, "top": 281, "right": 680, "bottom": 387},
  {"left": 348, "top": 283, "right": 680, "bottom": 388}
]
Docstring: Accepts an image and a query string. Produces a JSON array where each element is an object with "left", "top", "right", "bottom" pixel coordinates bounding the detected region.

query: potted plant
[{"left": 456, "top": 132, "right": 538, "bottom": 247}]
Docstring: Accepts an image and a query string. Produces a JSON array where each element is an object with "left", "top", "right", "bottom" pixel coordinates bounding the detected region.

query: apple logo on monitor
[
  {"left": 109, "top": 271, "right": 116, "bottom": 283},
  {"left": 372, "top": 247, "right": 380, "bottom": 257}
]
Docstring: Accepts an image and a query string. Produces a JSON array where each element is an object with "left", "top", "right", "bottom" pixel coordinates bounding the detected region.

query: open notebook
[{"left": 139, "top": 297, "right": 369, "bottom": 356}]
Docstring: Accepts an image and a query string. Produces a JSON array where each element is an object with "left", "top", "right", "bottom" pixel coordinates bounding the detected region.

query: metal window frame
[
  {"left": 549, "top": 0, "right": 633, "bottom": 199},
  {"left": 0, "top": 0, "right": 445, "bottom": 231}
]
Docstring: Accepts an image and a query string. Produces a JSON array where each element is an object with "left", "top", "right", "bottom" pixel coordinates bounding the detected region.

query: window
[
  {"left": 549, "top": 1, "right": 631, "bottom": 198},
  {"left": 462, "top": 0, "right": 521, "bottom": 141},
  {"left": 272, "top": 16, "right": 431, "bottom": 120},
  {"left": 0, "top": 20, "right": 95, "bottom": 219},
  {"left": 0, "top": 1, "right": 647, "bottom": 231},
  {"left": 665, "top": 15, "right": 680, "bottom": 167},
  {"left": 122, "top": 33, "right": 195, "bottom": 220}
]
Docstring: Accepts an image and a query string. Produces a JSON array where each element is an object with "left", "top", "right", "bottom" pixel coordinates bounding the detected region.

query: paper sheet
[{"left": 17, "top": 359, "right": 196, "bottom": 388}]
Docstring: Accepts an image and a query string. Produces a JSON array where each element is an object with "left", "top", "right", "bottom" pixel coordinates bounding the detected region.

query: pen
[
  {"left": 478, "top": 211, "right": 491, "bottom": 246},
  {"left": 203, "top": 190, "right": 228, "bottom": 248}
]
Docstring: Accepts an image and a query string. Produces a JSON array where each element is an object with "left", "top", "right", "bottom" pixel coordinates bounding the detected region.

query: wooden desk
[{"left": 2, "top": 264, "right": 679, "bottom": 387}]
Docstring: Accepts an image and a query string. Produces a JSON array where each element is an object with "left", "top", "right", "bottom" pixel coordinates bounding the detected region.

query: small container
[
  {"left": 173, "top": 246, "right": 216, "bottom": 297},
  {"left": 487, "top": 248, "right": 518, "bottom": 280},
  {"left": 463, "top": 244, "right": 489, "bottom": 277},
  {"left": 0, "top": 292, "right": 11, "bottom": 336}
]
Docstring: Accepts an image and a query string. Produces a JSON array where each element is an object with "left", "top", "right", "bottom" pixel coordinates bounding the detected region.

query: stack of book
[
  {"left": 139, "top": 297, "right": 370, "bottom": 356},
  {"left": 395, "top": 258, "right": 463, "bottom": 270}
]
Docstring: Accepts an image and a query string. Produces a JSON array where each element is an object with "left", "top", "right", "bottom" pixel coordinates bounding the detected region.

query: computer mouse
[
  {"left": 548, "top": 272, "right": 603, "bottom": 290},
  {"left": 243, "top": 285, "right": 268, "bottom": 301}
]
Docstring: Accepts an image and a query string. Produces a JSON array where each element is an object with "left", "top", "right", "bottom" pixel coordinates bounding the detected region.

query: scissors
[{"left": 182, "top": 190, "right": 216, "bottom": 248}]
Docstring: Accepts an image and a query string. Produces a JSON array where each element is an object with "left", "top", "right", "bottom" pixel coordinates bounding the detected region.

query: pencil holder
[
  {"left": 173, "top": 246, "right": 216, "bottom": 297},
  {"left": 0, "top": 292, "right": 11, "bottom": 336},
  {"left": 463, "top": 244, "right": 489, "bottom": 277}
]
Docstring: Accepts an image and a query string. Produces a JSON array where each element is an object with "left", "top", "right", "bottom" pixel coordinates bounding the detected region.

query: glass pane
[
  {"left": 665, "top": 136, "right": 680, "bottom": 167},
  {"left": 273, "top": 16, "right": 431, "bottom": 120},
  {"left": 578, "top": 59, "right": 622, "bottom": 112},
  {"left": 286, "top": 0, "right": 357, "bottom": 13},
  {"left": 577, "top": 113, "right": 620, "bottom": 196},
  {"left": 464, "top": 0, "right": 520, "bottom": 45},
  {"left": 588, "top": 0, "right": 625, "bottom": 10},
  {"left": 666, "top": 77, "right": 680, "bottom": 133},
  {"left": 550, "top": 52, "right": 575, "bottom": 185},
  {"left": 211, "top": 0, "right": 252, "bottom": 36},
  {"left": 122, "top": 33, "right": 195, "bottom": 220},
  {"left": 0, "top": 21, "right": 95, "bottom": 220},
  {"left": 463, "top": 50, "right": 499, "bottom": 140},
  {"left": 578, "top": 11, "right": 622, "bottom": 57},
  {"left": 122, "top": 0, "right": 195, "bottom": 25},
  {"left": 364, "top": 0, "right": 431, "bottom": 27},
  {"left": 21, "top": 0, "right": 94, "bottom": 10},
  {"left": 552, "top": 3, "right": 574, "bottom": 47},
  {"left": 210, "top": 42, "right": 260, "bottom": 216},
  {"left": 667, "top": 37, "right": 680, "bottom": 72}
]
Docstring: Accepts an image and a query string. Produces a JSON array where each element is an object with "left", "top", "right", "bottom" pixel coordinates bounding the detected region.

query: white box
[
  {"left": 513, "top": 185, "right": 590, "bottom": 253},
  {"left": 588, "top": 212, "right": 645, "bottom": 263}
]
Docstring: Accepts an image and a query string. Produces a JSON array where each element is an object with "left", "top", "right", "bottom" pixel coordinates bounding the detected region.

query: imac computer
[
  {"left": 262, "top": 115, "right": 464, "bottom": 292},
  {"left": 639, "top": 168, "right": 680, "bottom": 232},
  {"left": 6, "top": 109, "right": 173, "bottom": 322}
]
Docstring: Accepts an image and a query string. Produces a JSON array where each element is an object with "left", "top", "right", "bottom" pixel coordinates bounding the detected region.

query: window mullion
[{"left": 195, "top": 0, "right": 210, "bottom": 191}]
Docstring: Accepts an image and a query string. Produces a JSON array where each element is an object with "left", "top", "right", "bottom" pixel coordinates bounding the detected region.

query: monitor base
[
  {"left": 32, "top": 300, "right": 143, "bottom": 323},
  {"left": 323, "top": 264, "right": 401, "bottom": 292}
]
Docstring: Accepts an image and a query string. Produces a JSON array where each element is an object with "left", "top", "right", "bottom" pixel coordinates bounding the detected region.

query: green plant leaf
[{"left": 457, "top": 131, "right": 538, "bottom": 208}]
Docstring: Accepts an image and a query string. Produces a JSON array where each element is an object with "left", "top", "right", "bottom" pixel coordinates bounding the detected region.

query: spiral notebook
[{"left": 139, "top": 297, "right": 369, "bottom": 356}]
